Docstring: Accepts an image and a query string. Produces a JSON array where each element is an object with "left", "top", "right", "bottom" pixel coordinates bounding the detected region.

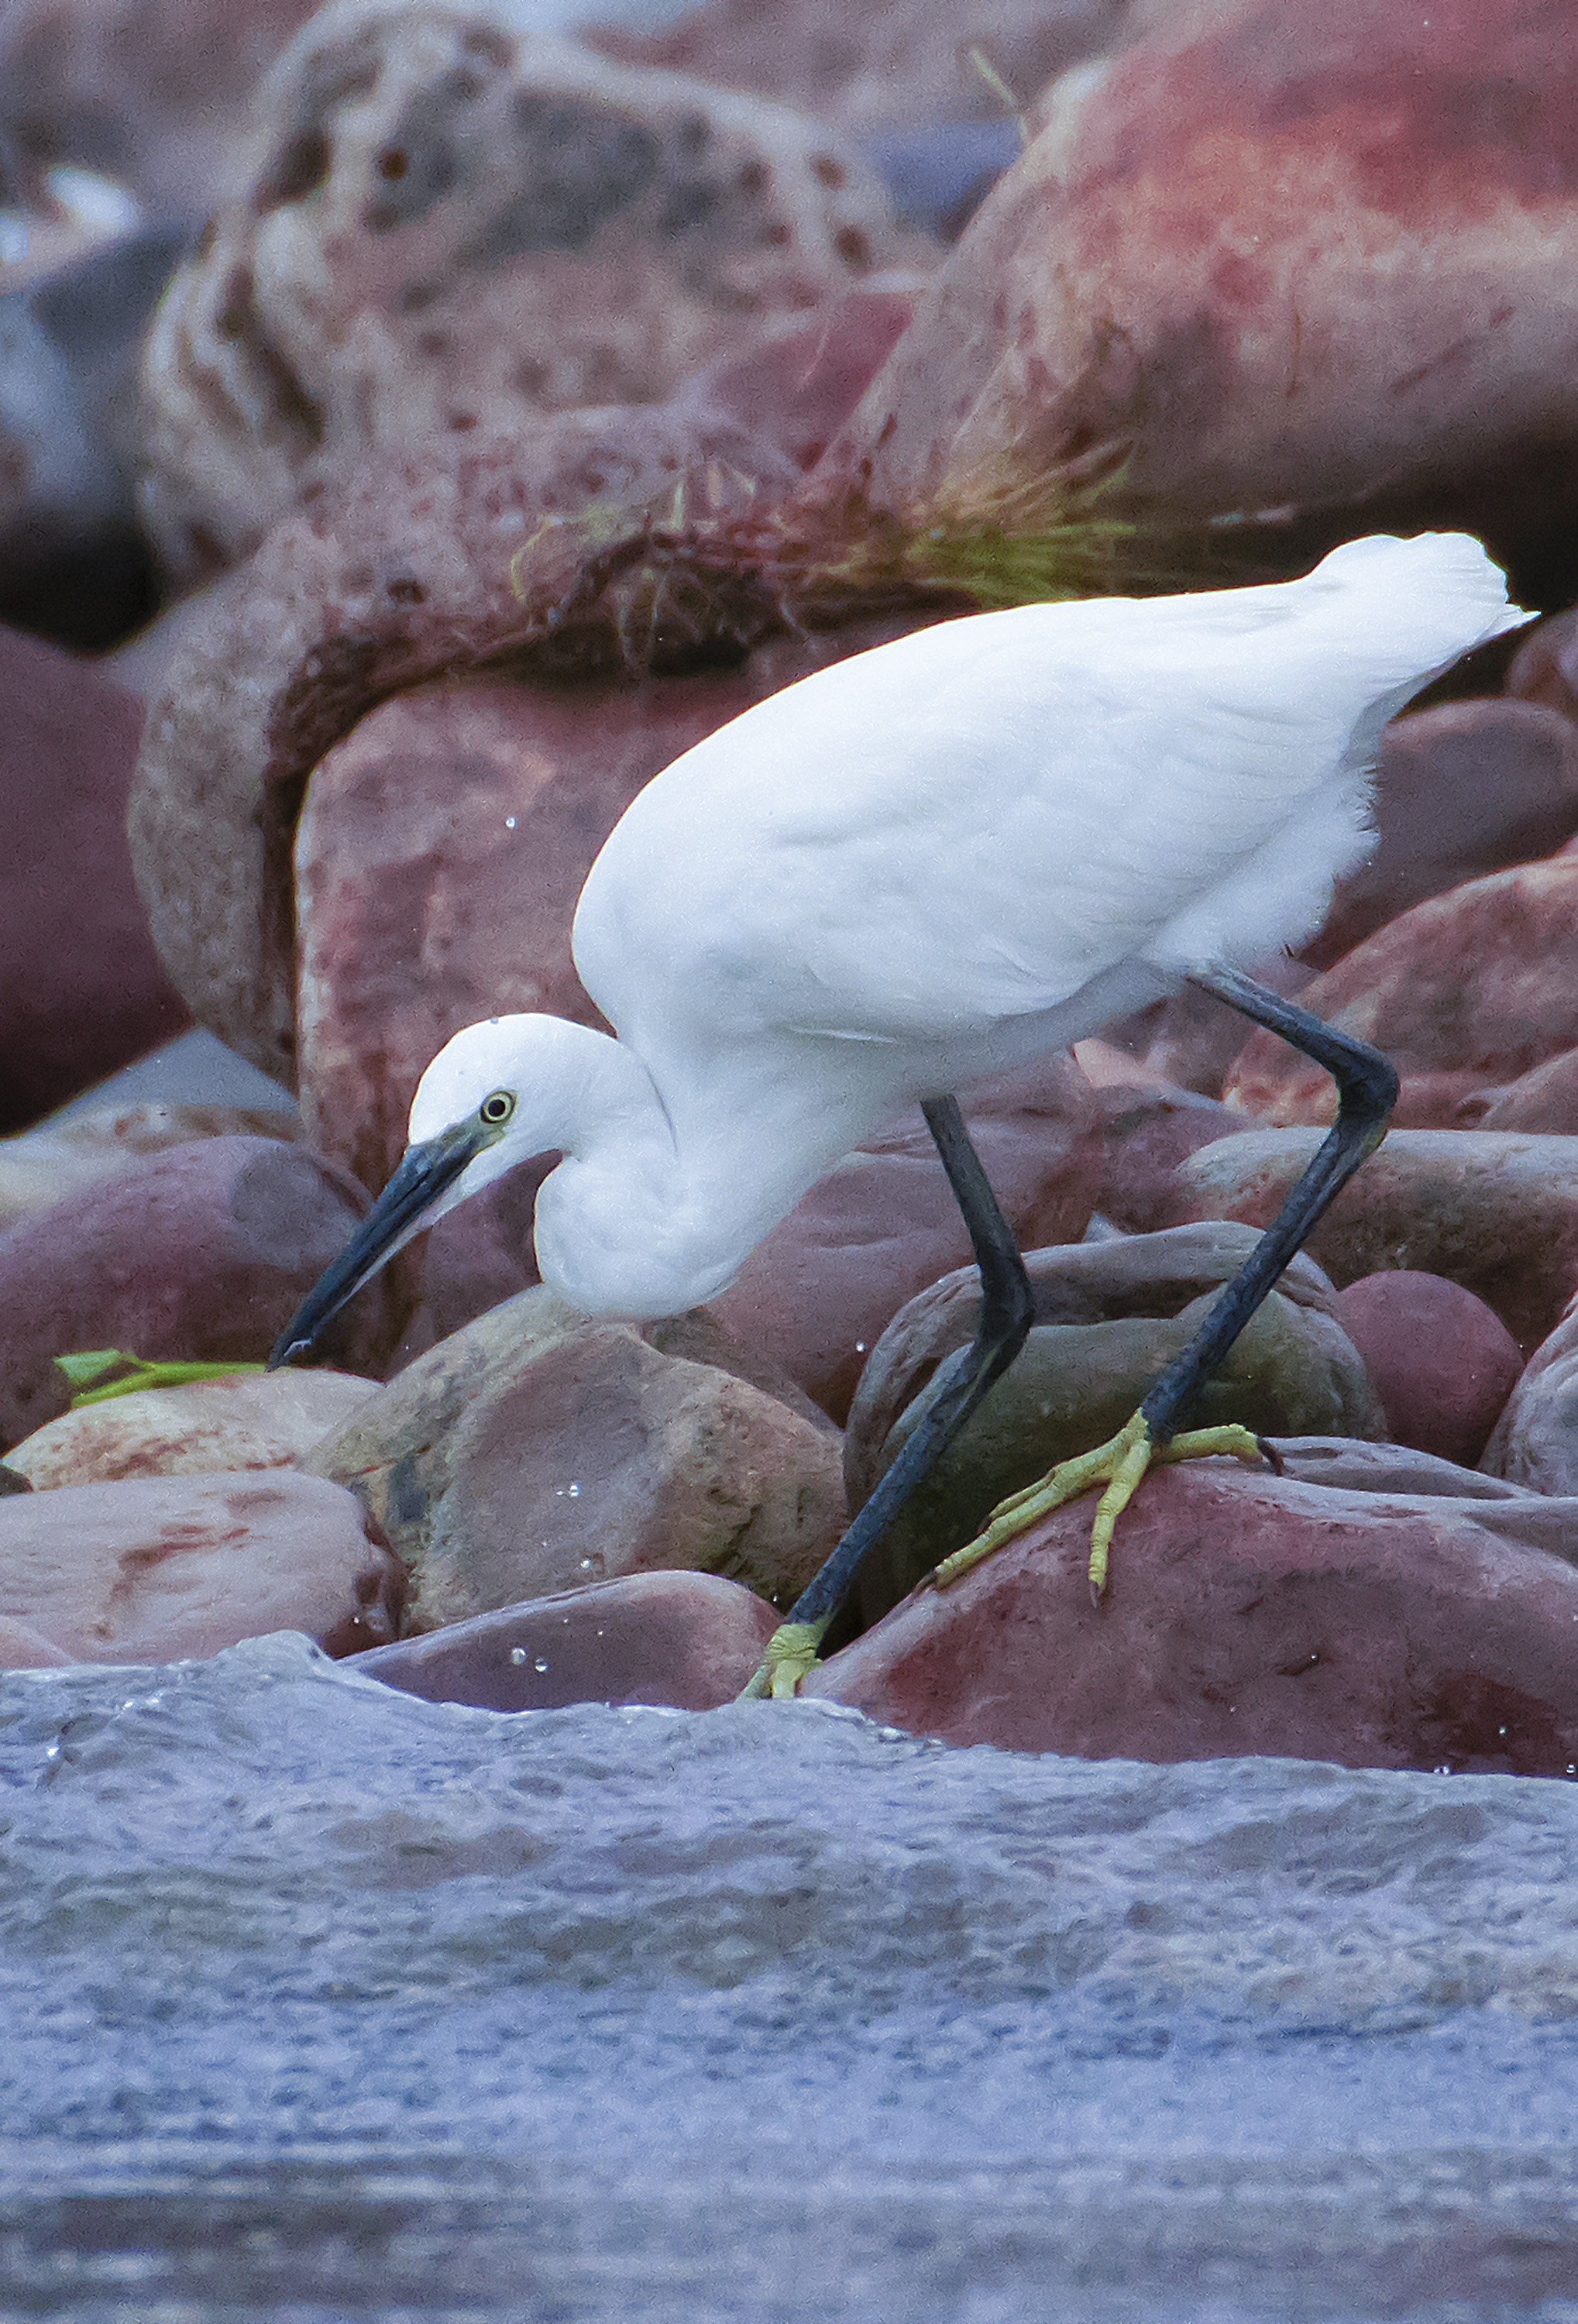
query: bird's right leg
[{"left": 738, "top": 1095, "right": 1034, "bottom": 1700}]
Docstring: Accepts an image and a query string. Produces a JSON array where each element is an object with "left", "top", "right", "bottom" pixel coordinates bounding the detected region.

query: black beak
[{"left": 267, "top": 1124, "right": 486, "bottom": 1369}]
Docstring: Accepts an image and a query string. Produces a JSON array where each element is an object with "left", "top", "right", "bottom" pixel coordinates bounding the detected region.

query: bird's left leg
[
  {"left": 739, "top": 1095, "right": 1034, "bottom": 1699},
  {"left": 935, "top": 965, "right": 1399, "bottom": 1601}
]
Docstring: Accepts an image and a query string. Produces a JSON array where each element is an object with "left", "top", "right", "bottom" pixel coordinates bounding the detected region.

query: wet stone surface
[{"left": 4, "top": 1633, "right": 1578, "bottom": 2319}]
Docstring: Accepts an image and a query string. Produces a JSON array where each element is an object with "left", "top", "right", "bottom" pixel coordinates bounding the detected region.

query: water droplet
[
  {"left": 578, "top": 1551, "right": 606, "bottom": 1579},
  {"left": 854, "top": 1341, "right": 866, "bottom": 1353},
  {"left": 567, "top": 1482, "right": 581, "bottom": 1497},
  {"left": 533, "top": 1655, "right": 549, "bottom": 1673},
  {"left": 1434, "top": 1763, "right": 1453, "bottom": 1776},
  {"left": 504, "top": 814, "right": 517, "bottom": 830},
  {"left": 1498, "top": 1724, "right": 1508, "bottom": 1737},
  {"left": 510, "top": 1646, "right": 528, "bottom": 1666}
]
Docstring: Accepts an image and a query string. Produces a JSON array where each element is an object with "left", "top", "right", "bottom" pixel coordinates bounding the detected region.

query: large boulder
[
  {"left": 806, "top": 0, "right": 1578, "bottom": 603},
  {"left": 304, "top": 1287, "right": 845, "bottom": 1631},
  {"left": 127, "top": 407, "right": 932, "bottom": 1088},
  {"left": 1174, "top": 1129, "right": 1578, "bottom": 1356},
  {"left": 0, "top": 1134, "right": 375, "bottom": 1448},
  {"left": 806, "top": 1460, "right": 1578, "bottom": 1774},
  {"left": 352, "top": 1569, "right": 777, "bottom": 1710},
  {"left": 139, "top": 0, "right": 923, "bottom": 583},
  {"left": 0, "top": 1468, "right": 404, "bottom": 1663},
  {"left": 0, "top": 1099, "right": 297, "bottom": 1233}
]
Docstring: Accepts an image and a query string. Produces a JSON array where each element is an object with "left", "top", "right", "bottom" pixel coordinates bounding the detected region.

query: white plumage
[{"left": 291, "top": 533, "right": 1522, "bottom": 1343}]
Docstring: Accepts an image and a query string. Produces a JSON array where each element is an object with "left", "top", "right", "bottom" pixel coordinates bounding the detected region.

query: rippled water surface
[{"left": 5, "top": 1634, "right": 1578, "bottom": 2319}]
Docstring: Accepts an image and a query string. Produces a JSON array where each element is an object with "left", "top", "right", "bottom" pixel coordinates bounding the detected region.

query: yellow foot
[
  {"left": 736, "top": 1619, "right": 827, "bottom": 1702},
  {"left": 932, "top": 1411, "right": 1267, "bottom": 1600}
]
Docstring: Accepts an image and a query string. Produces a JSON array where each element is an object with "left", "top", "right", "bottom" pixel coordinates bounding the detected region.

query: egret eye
[{"left": 480, "top": 1090, "right": 516, "bottom": 1126}]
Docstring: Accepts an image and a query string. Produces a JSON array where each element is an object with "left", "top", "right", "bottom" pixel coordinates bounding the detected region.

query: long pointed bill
[{"left": 267, "top": 1122, "right": 489, "bottom": 1368}]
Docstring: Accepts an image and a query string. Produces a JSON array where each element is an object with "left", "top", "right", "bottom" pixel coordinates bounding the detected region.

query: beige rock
[
  {"left": 304, "top": 1287, "right": 846, "bottom": 1630},
  {"left": 806, "top": 1461, "right": 1578, "bottom": 1773},
  {"left": 139, "top": 0, "right": 921, "bottom": 583},
  {"left": 6, "top": 1368, "right": 378, "bottom": 1490},
  {"left": 0, "top": 1101, "right": 297, "bottom": 1234},
  {"left": 1224, "top": 861, "right": 1578, "bottom": 1129},
  {"left": 352, "top": 1568, "right": 777, "bottom": 1710},
  {"left": 1174, "top": 1128, "right": 1578, "bottom": 1356},
  {"left": 0, "top": 1469, "right": 404, "bottom": 1662}
]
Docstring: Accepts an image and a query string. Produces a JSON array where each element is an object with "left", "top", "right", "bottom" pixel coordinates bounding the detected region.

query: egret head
[{"left": 266, "top": 1017, "right": 555, "bottom": 1369}]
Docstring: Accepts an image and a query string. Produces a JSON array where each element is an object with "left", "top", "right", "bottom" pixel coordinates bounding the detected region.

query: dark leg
[
  {"left": 935, "top": 966, "right": 1398, "bottom": 1600},
  {"left": 1140, "top": 964, "right": 1399, "bottom": 1440},
  {"left": 738, "top": 1095, "right": 1033, "bottom": 1699}
]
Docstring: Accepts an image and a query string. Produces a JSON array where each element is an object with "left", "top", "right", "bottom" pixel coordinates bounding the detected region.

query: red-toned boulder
[
  {"left": 1301, "top": 701, "right": 1578, "bottom": 971},
  {"left": 0, "top": 1135, "right": 375, "bottom": 1449},
  {"left": 806, "top": 1461, "right": 1578, "bottom": 1774},
  {"left": 1332, "top": 1270, "right": 1523, "bottom": 1467},
  {"left": 708, "top": 1055, "right": 1103, "bottom": 1425},
  {"left": 1174, "top": 1128, "right": 1578, "bottom": 1356},
  {"left": 5, "top": 1367, "right": 379, "bottom": 1490},
  {"left": 808, "top": 0, "right": 1578, "bottom": 602},
  {"left": 1223, "top": 861, "right": 1578, "bottom": 1128},
  {"left": 352, "top": 1569, "right": 777, "bottom": 1710},
  {"left": 0, "top": 625, "right": 188, "bottom": 1132},
  {"left": 0, "top": 1468, "right": 404, "bottom": 1663}
]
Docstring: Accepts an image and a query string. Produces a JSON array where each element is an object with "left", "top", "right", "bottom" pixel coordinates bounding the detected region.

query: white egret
[{"left": 271, "top": 532, "right": 1524, "bottom": 1697}]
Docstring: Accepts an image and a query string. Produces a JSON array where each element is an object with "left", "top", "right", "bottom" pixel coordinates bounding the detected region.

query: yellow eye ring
[{"left": 480, "top": 1090, "right": 516, "bottom": 1126}]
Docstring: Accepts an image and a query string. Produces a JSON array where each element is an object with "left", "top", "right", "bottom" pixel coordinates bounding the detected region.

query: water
[{"left": 4, "top": 1634, "right": 1578, "bottom": 2319}]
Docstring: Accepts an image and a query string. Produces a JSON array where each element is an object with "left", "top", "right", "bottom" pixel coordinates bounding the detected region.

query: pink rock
[
  {"left": 0, "top": 624, "right": 188, "bottom": 1132},
  {"left": 708, "top": 1055, "right": 1103, "bottom": 1424},
  {"left": 1224, "top": 860, "right": 1578, "bottom": 1128},
  {"left": 352, "top": 1569, "right": 777, "bottom": 1710},
  {"left": 5, "top": 1367, "right": 379, "bottom": 1490},
  {"left": 806, "top": 1462, "right": 1578, "bottom": 1774},
  {"left": 0, "top": 1470, "right": 404, "bottom": 1663},
  {"left": 0, "top": 1614, "right": 73, "bottom": 1669},
  {"left": 1332, "top": 1270, "right": 1524, "bottom": 1466},
  {"left": 809, "top": 0, "right": 1578, "bottom": 598},
  {"left": 1301, "top": 701, "right": 1578, "bottom": 971},
  {"left": 0, "top": 1134, "right": 375, "bottom": 1449}
]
